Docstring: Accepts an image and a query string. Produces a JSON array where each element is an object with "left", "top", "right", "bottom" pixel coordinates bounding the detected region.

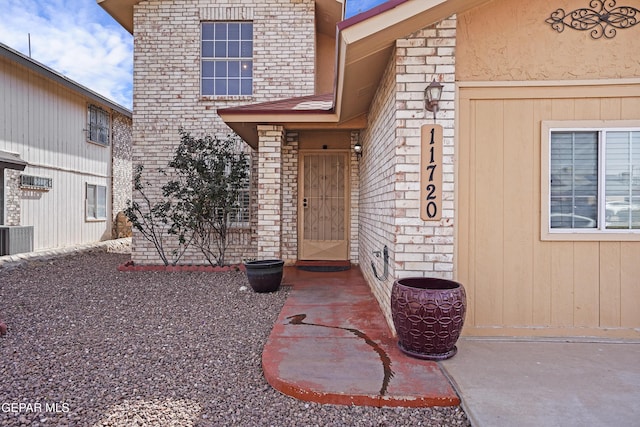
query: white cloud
[{"left": 0, "top": 0, "right": 133, "bottom": 109}]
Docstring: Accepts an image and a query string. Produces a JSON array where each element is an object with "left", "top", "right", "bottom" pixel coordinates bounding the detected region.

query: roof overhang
[
  {"left": 220, "top": 0, "right": 493, "bottom": 146},
  {"left": 334, "top": 0, "right": 492, "bottom": 122},
  {"left": 218, "top": 94, "right": 367, "bottom": 148},
  {"left": 0, "top": 151, "right": 27, "bottom": 171},
  {"left": 97, "top": 0, "right": 141, "bottom": 34}
]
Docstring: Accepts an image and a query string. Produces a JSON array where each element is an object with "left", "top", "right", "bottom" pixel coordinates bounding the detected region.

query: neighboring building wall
[
  {"left": 0, "top": 53, "right": 127, "bottom": 250},
  {"left": 111, "top": 112, "right": 133, "bottom": 238},
  {"left": 111, "top": 112, "right": 133, "bottom": 217},
  {"left": 3, "top": 169, "right": 20, "bottom": 226},
  {"left": 360, "top": 17, "right": 457, "bottom": 330},
  {"left": 131, "top": 0, "right": 316, "bottom": 264}
]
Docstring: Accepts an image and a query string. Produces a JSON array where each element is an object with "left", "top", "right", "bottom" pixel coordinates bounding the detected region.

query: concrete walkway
[
  {"left": 264, "top": 266, "right": 640, "bottom": 426},
  {"left": 262, "top": 266, "right": 461, "bottom": 407},
  {"left": 441, "top": 338, "right": 640, "bottom": 427}
]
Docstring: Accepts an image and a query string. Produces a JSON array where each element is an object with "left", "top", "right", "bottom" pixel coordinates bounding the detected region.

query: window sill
[
  {"left": 86, "top": 218, "right": 107, "bottom": 223},
  {"left": 229, "top": 225, "right": 251, "bottom": 231},
  {"left": 200, "top": 95, "right": 253, "bottom": 102},
  {"left": 86, "top": 140, "right": 109, "bottom": 147},
  {"left": 542, "top": 230, "right": 640, "bottom": 241}
]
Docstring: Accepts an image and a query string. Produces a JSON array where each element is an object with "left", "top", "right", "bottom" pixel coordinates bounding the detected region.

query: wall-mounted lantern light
[
  {"left": 424, "top": 79, "right": 443, "bottom": 120},
  {"left": 354, "top": 141, "right": 363, "bottom": 159}
]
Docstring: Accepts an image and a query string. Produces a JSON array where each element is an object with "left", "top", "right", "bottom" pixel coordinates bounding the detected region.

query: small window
[
  {"left": 201, "top": 21, "right": 253, "bottom": 96},
  {"left": 20, "top": 174, "right": 52, "bottom": 191},
  {"left": 543, "top": 121, "right": 640, "bottom": 240},
  {"left": 86, "top": 183, "right": 107, "bottom": 220},
  {"left": 88, "top": 105, "right": 110, "bottom": 145}
]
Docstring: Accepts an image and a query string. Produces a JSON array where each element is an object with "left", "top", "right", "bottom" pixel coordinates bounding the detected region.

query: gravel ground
[{"left": 0, "top": 250, "right": 470, "bottom": 426}]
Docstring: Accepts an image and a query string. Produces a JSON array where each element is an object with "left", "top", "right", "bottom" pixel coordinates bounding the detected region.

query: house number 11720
[{"left": 420, "top": 124, "right": 443, "bottom": 221}]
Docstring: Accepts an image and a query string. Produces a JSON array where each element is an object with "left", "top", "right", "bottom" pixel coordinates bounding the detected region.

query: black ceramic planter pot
[
  {"left": 244, "top": 260, "right": 284, "bottom": 293},
  {"left": 391, "top": 277, "right": 466, "bottom": 361}
]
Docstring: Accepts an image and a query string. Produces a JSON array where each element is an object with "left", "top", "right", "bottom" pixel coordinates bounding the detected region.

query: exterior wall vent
[{"left": 0, "top": 226, "right": 34, "bottom": 256}]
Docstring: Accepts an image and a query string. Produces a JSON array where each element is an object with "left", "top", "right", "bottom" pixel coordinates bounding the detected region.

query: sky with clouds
[
  {"left": 0, "top": 0, "right": 133, "bottom": 109},
  {"left": 345, "top": 0, "right": 387, "bottom": 18}
]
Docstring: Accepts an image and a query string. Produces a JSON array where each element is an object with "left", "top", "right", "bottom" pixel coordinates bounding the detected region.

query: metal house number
[{"left": 420, "top": 124, "right": 443, "bottom": 221}]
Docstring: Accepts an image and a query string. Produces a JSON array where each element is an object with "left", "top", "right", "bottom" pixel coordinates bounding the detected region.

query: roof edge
[
  {"left": 0, "top": 42, "right": 131, "bottom": 117},
  {"left": 338, "top": 0, "right": 411, "bottom": 31}
]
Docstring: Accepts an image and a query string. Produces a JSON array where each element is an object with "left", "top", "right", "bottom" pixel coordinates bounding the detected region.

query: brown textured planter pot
[
  {"left": 244, "top": 260, "right": 284, "bottom": 293},
  {"left": 391, "top": 277, "right": 466, "bottom": 361}
]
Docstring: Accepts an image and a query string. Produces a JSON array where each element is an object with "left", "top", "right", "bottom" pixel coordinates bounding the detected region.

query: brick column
[{"left": 257, "top": 125, "right": 284, "bottom": 259}]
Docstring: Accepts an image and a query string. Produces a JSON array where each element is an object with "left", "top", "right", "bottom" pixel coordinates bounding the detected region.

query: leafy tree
[{"left": 162, "top": 129, "right": 249, "bottom": 267}]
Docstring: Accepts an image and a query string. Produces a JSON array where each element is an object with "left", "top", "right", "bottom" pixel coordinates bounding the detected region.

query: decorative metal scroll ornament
[{"left": 546, "top": 0, "right": 640, "bottom": 39}]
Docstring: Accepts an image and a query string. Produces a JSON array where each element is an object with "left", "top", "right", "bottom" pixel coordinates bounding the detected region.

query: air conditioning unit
[{"left": 0, "top": 226, "right": 34, "bottom": 256}]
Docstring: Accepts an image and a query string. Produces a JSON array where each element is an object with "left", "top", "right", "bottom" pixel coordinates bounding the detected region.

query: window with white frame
[
  {"left": 88, "top": 105, "right": 110, "bottom": 145},
  {"left": 86, "top": 183, "right": 107, "bottom": 220},
  {"left": 544, "top": 122, "right": 640, "bottom": 238},
  {"left": 201, "top": 21, "right": 253, "bottom": 97}
]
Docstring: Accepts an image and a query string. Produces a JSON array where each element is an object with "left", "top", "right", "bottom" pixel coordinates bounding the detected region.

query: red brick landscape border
[{"left": 118, "top": 260, "right": 245, "bottom": 273}]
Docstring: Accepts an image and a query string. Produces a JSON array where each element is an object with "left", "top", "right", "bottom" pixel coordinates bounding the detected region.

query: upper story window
[
  {"left": 201, "top": 22, "right": 253, "bottom": 97},
  {"left": 542, "top": 121, "right": 640, "bottom": 240},
  {"left": 88, "top": 104, "right": 110, "bottom": 145}
]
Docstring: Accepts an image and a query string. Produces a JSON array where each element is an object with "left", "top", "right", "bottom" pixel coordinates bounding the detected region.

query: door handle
[{"left": 303, "top": 198, "right": 308, "bottom": 208}]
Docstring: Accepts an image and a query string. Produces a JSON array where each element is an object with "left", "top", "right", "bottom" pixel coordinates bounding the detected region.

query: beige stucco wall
[{"left": 457, "top": 0, "right": 640, "bottom": 81}]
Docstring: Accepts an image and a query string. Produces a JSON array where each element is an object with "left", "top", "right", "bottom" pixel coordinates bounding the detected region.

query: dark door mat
[{"left": 295, "top": 261, "right": 351, "bottom": 272}]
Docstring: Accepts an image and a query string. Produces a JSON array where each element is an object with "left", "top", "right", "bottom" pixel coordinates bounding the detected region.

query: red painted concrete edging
[
  {"left": 118, "top": 260, "right": 245, "bottom": 272},
  {"left": 262, "top": 353, "right": 460, "bottom": 408}
]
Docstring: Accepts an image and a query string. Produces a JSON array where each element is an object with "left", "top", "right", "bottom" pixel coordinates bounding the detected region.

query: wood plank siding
[{"left": 457, "top": 83, "right": 640, "bottom": 338}]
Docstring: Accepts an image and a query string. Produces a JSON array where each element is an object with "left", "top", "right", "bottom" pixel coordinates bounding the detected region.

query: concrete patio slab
[{"left": 441, "top": 338, "right": 640, "bottom": 426}]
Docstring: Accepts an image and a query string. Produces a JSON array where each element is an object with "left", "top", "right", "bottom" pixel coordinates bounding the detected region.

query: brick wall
[
  {"left": 349, "top": 131, "right": 360, "bottom": 263},
  {"left": 257, "top": 125, "right": 284, "bottom": 260},
  {"left": 282, "top": 132, "right": 299, "bottom": 264},
  {"left": 131, "top": 0, "right": 315, "bottom": 264},
  {"left": 359, "top": 16, "right": 457, "bottom": 330}
]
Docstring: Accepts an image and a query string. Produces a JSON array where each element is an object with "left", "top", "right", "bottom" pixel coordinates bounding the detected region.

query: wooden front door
[{"left": 299, "top": 152, "right": 349, "bottom": 260}]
